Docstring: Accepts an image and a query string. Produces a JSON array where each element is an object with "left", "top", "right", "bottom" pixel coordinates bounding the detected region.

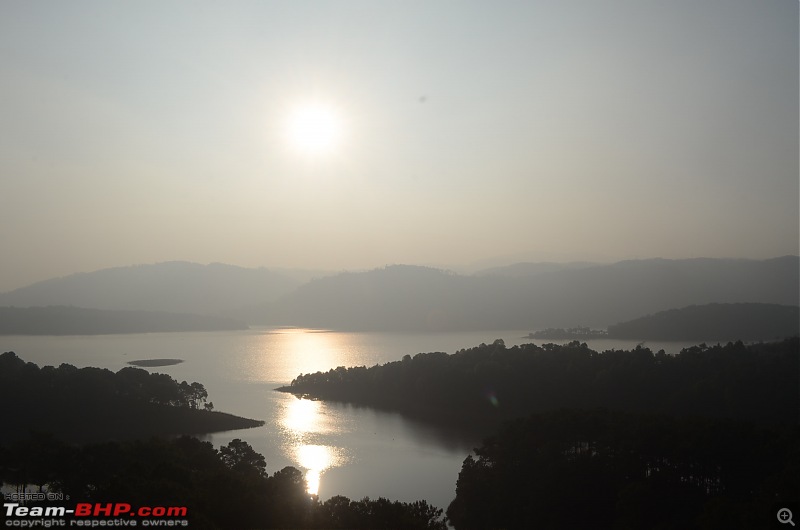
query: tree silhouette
[{"left": 219, "top": 438, "right": 267, "bottom": 478}]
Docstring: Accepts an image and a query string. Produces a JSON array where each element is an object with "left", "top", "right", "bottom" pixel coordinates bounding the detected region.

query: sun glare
[
  {"left": 286, "top": 103, "right": 343, "bottom": 155},
  {"left": 297, "top": 444, "right": 337, "bottom": 495},
  {"left": 280, "top": 395, "right": 345, "bottom": 496}
]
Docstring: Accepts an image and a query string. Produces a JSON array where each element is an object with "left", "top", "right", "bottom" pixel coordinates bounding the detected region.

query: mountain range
[
  {"left": 265, "top": 257, "right": 799, "bottom": 330},
  {"left": 1, "top": 256, "right": 797, "bottom": 332}
]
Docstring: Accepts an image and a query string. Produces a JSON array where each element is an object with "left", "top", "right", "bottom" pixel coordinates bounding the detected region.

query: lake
[{"left": 0, "top": 329, "right": 704, "bottom": 510}]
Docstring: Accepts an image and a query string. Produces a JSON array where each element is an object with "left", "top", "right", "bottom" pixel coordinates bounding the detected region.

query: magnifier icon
[{"left": 778, "top": 508, "right": 795, "bottom": 526}]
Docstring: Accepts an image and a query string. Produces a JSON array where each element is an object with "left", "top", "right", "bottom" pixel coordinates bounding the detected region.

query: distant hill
[
  {"left": 269, "top": 265, "right": 476, "bottom": 331},
  {"left": 267, "top": 257, "right": 799, "bottom": 331},
  {"left": 0, "top": 262, "right": 303, "bottom": 319},
  {"left": 473, "top": 261, "right": 598, "bottom": 277},
  {"left": 607, "top": 303, "right": 799, "bottom": 341},
  {"left": 0, "top": 306, "right": 248, "bottom": 335}
]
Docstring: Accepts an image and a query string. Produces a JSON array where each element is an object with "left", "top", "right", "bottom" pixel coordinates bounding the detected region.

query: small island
[
  {"left": 527, "top": 326, "right": 607, "bottom": 340},
  {"left": 127, "top": 358, "right": 184, "bottom": 367}
]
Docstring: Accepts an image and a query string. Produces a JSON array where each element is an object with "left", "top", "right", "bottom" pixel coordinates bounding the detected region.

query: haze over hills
[
  {"left": 1, "top": 257, "right": 797, "bottom": 333},
  {"left": 0, "top": 262, "right": 305, "bottom": 317},
  {"left": 473, "top": 261, "right": 599, "bottom": 277},
  {"left": 269, "top": 256, "right": 800, "bottom": 331}
]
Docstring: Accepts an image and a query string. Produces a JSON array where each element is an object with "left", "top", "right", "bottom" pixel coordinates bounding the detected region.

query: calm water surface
[{"left": 1, "top": 329, "right": 703, "bottom": 510}]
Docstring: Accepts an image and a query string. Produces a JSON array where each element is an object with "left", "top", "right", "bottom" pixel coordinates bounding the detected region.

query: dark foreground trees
[
  {"left": 0, "top": 435, "right": 307, "bottom": 529},
  {"left": 0, "top": 435, "right": 448, "bottom": 530},
  {"left": 446, "top": 409, "right": 799, "bottom": 530}
]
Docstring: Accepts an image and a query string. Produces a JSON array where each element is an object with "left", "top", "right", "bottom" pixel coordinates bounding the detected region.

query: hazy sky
[{"left": 1, "top": 0, "right": 797, "bottom": 291}]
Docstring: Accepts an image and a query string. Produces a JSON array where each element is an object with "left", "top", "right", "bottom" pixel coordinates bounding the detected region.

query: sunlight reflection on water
[
  {"left": 296, "top": 444, "right": 342, "bottom": 495},
  {"left": 283, "top": 398, "right": 326, "bottom": 434},
  {"left": 238, "top": 327, "right": 361, "bottom": 384},
  {"left": 280, "top": 393, "right": 346, "bottom": 495},
  {"left": 239, "top": 328, "right": 366, "bottom": 495}
]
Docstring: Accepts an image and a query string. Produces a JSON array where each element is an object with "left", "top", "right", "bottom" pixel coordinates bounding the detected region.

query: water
[{"left": 0, "top": 329, "right": 704, "bottom": 510}]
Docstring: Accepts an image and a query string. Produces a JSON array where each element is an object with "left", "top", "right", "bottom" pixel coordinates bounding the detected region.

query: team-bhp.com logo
[{"left": 4, "top": 502, "right": 189, "bottom": 527}]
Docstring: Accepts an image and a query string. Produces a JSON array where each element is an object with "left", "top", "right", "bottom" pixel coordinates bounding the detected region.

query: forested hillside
[
  {"left": 283, "top": 337, "right": 799, "bottom": 527},
  {"left": 0, "top": 352, "right": 262, "bottom": 443},
  {"left": 607, "top": 303, "right": 799, "bottom": 340},
  {"left": 280, "top": 338, "right": 799, "bottom": 427}
]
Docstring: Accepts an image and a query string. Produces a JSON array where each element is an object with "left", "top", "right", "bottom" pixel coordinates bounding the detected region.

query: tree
[{"left": 219, "top": 438, "right": 267, "bottom": 478}]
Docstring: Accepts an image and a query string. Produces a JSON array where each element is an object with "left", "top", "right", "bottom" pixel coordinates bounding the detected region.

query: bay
[{"left": 0, "top": 329, "right": 704, "bottom": 510}]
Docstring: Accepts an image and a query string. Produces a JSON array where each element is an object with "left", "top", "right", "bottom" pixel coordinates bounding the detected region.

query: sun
[{"left": 286, "top": 103, "right": 343, "bottom": 155}]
